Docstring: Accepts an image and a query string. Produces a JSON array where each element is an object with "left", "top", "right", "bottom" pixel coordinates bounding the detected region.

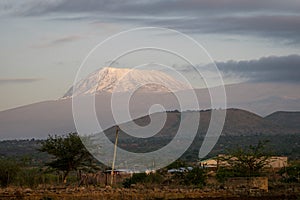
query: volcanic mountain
[
  {"left": 0, "top": 67, "right": 299, "bottom": 139},
  {"left": 63, "top": 67, "right": 190, "bottom": 98}
]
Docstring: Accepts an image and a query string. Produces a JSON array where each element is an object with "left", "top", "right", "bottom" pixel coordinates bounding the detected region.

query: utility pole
[{"left": 111, "top": 126, "right": 119, "bottom": 186}]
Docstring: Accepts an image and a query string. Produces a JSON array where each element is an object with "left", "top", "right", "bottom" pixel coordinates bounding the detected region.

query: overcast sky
[{"left": 0, "top": 0, "right": 300, "bottom": 111}]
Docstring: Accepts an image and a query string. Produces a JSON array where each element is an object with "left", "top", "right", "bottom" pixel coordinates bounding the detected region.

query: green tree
[
  {"left": 218, "top": 141, "right": 270, "bottom": 177},
  {"left": 278, "top": 161, "right": 300, "bottom": 183},
  {"left": 39, "top": 133, "right": 94, "bottom": 183},
  {"left": 221, "top": 140, "right": 270, "bottom": 177},
  {"left": 0, "top": 158, "right": 20, "bottom": 187}
]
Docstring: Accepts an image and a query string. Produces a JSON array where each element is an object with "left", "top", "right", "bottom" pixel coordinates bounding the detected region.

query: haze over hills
[
  {"left": 104, "top": 108, "right": 299, "bottom": 142},
  {"left": 1, "top": 109, "right": 299, "bottom": 162},
  {"left": 0, "top": 67, "right": 299, "bottom": 139}
]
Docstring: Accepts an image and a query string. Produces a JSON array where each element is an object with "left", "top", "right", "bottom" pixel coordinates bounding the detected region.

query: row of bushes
[
  {"left": 0, "top": 158, "right": 78, "bottom": 188},
  {"left": 122, "top": 162, "right": 300, "bottom": 189},
  {"left": 216, "top": 163, "right": 300, "bottom": 184},
  {"left": 1, "top": 156, "right": 299, "bottom": 188},
  {"left": 122, "top": 167, "right": 206, "bottom": 188}
]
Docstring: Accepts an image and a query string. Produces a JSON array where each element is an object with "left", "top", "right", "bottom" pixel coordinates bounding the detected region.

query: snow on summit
[{"left": 63, "top": 67, "right": 190, "bottom": 98}]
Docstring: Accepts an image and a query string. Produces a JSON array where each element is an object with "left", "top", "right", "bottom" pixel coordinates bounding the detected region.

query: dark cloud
[
  {"left": 3, "top": 0, "right": 300, "bottom": 44},
  {"left": 162, "top": 15, "right": 300, "bottom": 44},
  {"left": 0, "top": 78, "right": 43, "bottom": 85},
  {"left": 16, "top": 0, "right": 300, "bottom": 16},
  {"left": 117, "top": 14, "right": 300, "bottom": 44},
  {"left": 216, "top": 54, "right": 300, "bottom": 83}
]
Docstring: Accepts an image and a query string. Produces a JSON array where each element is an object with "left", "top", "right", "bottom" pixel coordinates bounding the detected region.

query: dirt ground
[{"left": 0, "top": 186, "right": 299, "bottom": 200}]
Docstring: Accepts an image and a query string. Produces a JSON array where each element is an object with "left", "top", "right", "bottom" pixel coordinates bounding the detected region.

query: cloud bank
[
  {"left": 0, "top": 78, "right": 43, "bottom": 85},
  {"left": 216, "top": 54, "right": 300, "bottom": 83},
  {"left": 2, "top": 0, "right": 300, "bottom": 44}
]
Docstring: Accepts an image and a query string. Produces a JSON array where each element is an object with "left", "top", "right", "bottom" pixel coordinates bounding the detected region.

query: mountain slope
[{"left": 0, "top": 99, "right": 75, "bottom": 139}]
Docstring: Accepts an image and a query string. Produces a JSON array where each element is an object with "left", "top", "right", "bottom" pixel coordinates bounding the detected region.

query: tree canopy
[
  {"left": 39, "top": 133, "right": 95, "bottom": 183},
  {"left": 218, "top": 140, "right": 271, "bottom": 178}
]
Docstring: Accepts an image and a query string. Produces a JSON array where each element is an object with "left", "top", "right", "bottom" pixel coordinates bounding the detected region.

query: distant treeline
[{"left": 0, "top": 134, "right": 300, "bottom": 165}]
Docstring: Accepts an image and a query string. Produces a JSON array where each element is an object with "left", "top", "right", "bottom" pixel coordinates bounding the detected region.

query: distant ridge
[
  {"left": 104, "top": 108, "right": 299, "bottom": 142},
  {"left": 265, "top": 111, "right": 300, "bottom": 129},
  {"left": 0, "top": 106, "right": 299, "bottom": 140}
]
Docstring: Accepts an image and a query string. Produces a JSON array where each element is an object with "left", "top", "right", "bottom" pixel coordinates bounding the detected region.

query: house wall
[
  {"left": 267, "top": 156, "right": 288, "bottom": 169},
  {"left": 225, "top": 177, "right": 268, "bottom": 192}
]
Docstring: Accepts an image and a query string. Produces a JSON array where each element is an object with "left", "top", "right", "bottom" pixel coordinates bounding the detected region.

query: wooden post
[{"left": 111, "top": 126, "right": 119, "bottom": 186}]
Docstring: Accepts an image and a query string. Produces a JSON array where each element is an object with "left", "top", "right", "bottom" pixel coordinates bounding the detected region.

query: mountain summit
[{"left": 63, "top": 67, "right": 190, "bottom": 98}]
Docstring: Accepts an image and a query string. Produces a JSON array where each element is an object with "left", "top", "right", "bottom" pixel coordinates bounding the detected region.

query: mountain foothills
[
  {"left": 103, "top": 108, "right": 299, "bottom": 141},
  {"left": 0, "top": 67, "right": 299, "bottom": 139},
  {"left": 99, "top": 109, "right": 300, "bottom": 160},
  {"left": 1, "top": 109, "right": 300, "bottom": 163}
]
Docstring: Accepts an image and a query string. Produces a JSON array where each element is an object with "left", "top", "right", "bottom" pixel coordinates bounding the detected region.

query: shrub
[
  {"left": 17, "top": 167, "right": 42, "bottom": 188},
  {"left": 0, "top": 158, "right": 20, "bottom": 187},
  {"left": 216, "top": 167, "right": 235, "bottom": 183},
  {"left": 278, "top": 162, "right": 300, "bottom": 183},
  {"left": 184, "top": 167, "right": 206, "bottom": 187},
  {"left": 122, "top": 172, "right": 163, "bottom": 188}
]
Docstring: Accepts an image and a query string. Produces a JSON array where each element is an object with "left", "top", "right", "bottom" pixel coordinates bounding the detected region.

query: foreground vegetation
[{"left": 0, "top": 133, "right": 299, "bottom": 199}]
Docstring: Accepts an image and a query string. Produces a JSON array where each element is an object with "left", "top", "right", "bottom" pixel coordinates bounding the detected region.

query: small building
[
  {"left": 200, "top": 154, "right": 232, "bottom": 169},
  {"left": 167, "top": 167, "right": 193, "bottom": 173},
  {"left": 200, "top": 155, "right": 288, "bottom": 171},
  {"left": 200, "top": 158, "right": 218, "bottom": 169},
  {"left": 266, "top": 156, "right": 288, "bottom": 170}
]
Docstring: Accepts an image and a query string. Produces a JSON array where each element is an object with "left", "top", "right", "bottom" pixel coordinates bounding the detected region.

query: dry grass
[{"left": 0, "top": 185, "right": 299, "bottom": 200}]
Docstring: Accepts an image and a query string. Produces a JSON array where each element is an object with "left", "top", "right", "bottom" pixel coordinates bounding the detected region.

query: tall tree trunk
[{"left": 63, "top": 171, "right": 69, "bottom": 184}]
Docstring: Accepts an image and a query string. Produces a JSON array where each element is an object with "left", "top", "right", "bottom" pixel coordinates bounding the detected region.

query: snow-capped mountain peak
[{"left": 63, "top": 67, "right": 190, "bottom": 98}]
